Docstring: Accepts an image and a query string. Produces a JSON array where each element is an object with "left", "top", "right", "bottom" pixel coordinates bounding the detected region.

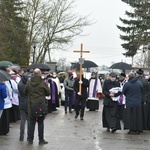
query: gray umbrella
[
  {"left": 0, "top": 70, "right": 11, "bottom": 82},
  {"left": 110, "top": 62, "right": 132, "bottom": 70}
]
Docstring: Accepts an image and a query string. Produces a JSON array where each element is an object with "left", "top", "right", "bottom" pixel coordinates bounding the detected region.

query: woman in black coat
[
  {"left": 102, "top": 72, "right": 121, "bottom": 133},
  {"left": 123, "top": 72, "right": 143, "bottom": 134}
]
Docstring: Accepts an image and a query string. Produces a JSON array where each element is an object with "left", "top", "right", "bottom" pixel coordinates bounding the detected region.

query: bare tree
[{"left": 24, "top": 0, "right": 91, "bottom": 64}]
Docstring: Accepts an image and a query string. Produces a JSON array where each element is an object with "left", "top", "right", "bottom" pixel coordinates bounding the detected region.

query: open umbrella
[
  {"left": 0, "top": 61, "right": 13, "bottom": 68},
  {"left": 72, "top": 60, "right": 98, "bottom": 69},
  {"left": 27, "top": 63, "right": 51, "bottom": 71},
  {"left": 0, "top": 70, "right": 11, "bottom": 82},
  {"left": 9, "top": 64, "right": 21, "bottom": 72},
  {"left": 110, "top": 62, "right": 132, "bottom": 70},
  {"left": 57, "top": 72, "right": 68, "bottom": 78}
]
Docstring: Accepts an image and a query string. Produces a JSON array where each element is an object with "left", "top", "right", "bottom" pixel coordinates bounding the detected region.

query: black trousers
[
  {"left": 75, "top": 98, "right": 86, "bottom": 118},
  {"left": 28, "top": 116, "right": 44, "bottom": 142}
]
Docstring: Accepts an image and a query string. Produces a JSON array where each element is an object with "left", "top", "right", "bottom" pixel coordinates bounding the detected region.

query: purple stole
[
  {"left": 118, "top": 94, "right": 123, "bottom": 105},
  {"left": 45, "top": 79, "right": 56, "bottom": 104},
  {"left": 88, "top": 77, "right": 98, "bottom": 97},
  {"left": 118, "top": 79, "right": 126, "bottom": 105},
  {"left": 51, "top": 80, "right": 56, "bottom": 104},
  {"left": 71, "top": 91, "right": 76, "bottom": 105}
]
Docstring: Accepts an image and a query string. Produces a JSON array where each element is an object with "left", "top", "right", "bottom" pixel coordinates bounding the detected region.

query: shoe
[
  {"left": 80, "top": 117, "right": 84, "bottom": 120},
  {"left": 28, "top": 141, "right": 33, "bottom": 144},
  {"left": 19, "top": 137, "right": 23, "bottom": 141},
  {"left": 128, "top": 131, "right": 140, "bottom": 135},
  {"left": 106, "top": 128, "right": 110, "bottom": 132},
  {"left": 75, "top": 114, "right": 79, "bottom": 119},
  {"left": 111, "top": 128, "right": 117, "bottom": 133},
  {"left": 39, "top": 140, "right": 48, "bottom": 145},
  {"left": 65, "top": 111, "right": 67, "bottom": 114},
  {"left": 69, "top": 110, "right": 72, "bottom": 113}
]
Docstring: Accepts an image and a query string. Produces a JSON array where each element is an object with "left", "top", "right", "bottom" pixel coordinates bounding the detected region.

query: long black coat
[
  {"left": 73, "top": 77, "right": 89, "bottom": 99},
  {"left": 137, "top": 76, "right": 148, "bottom": 103},
  {"left": 102, "top": 79, "right": 121, "bottom": 106}
]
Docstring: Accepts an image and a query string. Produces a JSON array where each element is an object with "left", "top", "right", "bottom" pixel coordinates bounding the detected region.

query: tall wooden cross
[{"left": 73, "top": 43, "right": 90, "bottom": 93}]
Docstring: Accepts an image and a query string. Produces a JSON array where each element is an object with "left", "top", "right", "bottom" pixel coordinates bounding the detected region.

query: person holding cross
[{"left": 73, "top": 70, "right": 89, "bottom": 120}]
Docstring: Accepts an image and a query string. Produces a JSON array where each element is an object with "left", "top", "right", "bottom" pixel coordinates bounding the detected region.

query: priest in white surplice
[
  {"left": 87, "top": 72, "right": 102, "bottom": 111},
  {"left": 88, "top": 72, "right": 102, "bottom": 98}
]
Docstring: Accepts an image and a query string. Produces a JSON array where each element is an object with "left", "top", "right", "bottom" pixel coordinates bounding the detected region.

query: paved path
[{"left": 0, "top": 100, "right": 150, "bottom": 150}]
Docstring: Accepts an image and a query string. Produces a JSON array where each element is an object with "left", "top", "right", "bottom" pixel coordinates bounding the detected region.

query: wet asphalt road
[{"left": 0, "top": 100, "right": 150, "bottom": 150}]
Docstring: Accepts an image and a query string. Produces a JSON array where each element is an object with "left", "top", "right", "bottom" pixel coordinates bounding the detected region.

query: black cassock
[{"left": 0, "top": 108, "right": 10, "bottom": 135}]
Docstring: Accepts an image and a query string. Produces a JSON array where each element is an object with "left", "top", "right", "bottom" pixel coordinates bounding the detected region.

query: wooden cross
[{"left": 73, "top": 43, "right": 90, "bottom": 93}]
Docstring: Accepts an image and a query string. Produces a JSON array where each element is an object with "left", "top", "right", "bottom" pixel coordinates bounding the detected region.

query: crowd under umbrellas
[{"left": 0, "top": 59, "right": 150, "bottom": 146}]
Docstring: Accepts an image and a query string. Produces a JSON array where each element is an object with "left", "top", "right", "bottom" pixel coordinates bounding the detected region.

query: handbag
[{"left": 31, "top": 103, "right": 48, "bottom": 117}]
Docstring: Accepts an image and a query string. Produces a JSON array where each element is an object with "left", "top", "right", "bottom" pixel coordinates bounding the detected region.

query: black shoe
[
  {"left": 80, "top": 117, "right": 84, "bottom": 120},
  {"left": 19, "top": 137, "right": 23, "bottom": 141},
  {"left": 111, "top": 128, "right": 117, "bottom": 133},
  {"left": 128, "top": 131, "right": 140, "bottom": 135},
  {"left": 39, "top": 140, "right": 48, "bottom": 145},
  {"left": 65, "top": 111, "right": 67, "bottom": 114},
  {"left": 75, "top": 114, "right": 79, "bottom": 119},
  {"left": 28, "top": 141, "right": 33, "bottom": 144},
  {"left": 69, "top": 110, "right": 72, "bottom": 113}
]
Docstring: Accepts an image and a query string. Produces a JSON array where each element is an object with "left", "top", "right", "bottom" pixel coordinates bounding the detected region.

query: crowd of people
[
  {"left": 102, "top": 69, "right": 150, "bottom": 135},
  {"left": 0, "top": 66, "right": 150, "bottom": 145}
]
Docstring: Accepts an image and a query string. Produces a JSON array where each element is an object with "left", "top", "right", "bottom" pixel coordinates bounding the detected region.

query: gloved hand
[
  {"left": 77, "top": 92, "right": 81, "bottom": 95},
  {"left": 79, "top": 80, "right": 83, "bottom": 84}
]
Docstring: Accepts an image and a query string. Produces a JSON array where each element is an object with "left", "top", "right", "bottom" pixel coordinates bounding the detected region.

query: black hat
[
  {"left": 136, "top": 69, "right": 143, "bottom": 75},
  {"left": 109, "top": 72, "right": 116, "bottom": 77},
  {"left": 120, "top": 72, "right": 126, "bottom": 77}
]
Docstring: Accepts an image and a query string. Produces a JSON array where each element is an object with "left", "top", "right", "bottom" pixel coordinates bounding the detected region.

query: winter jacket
[
  {"left": 123, "top": 77, "right": 143, "bottom": 107},
  {"left": 64, "top": 77, "right": 75, "bottom": 93},
  {"left": 102, "top": 79, "right": 121, "bottom": 106},
  {"left": 73, "top": 77, "right": 89, "bottom": 99},
  {"left": 0, "top": 83, "right": 7, "bottom": 110},
  {"left": 137, "top": 76, "right": 148, "bottom": 103},
  {"left": 25, "top": 76, "right": 50, "bottom": 118},
  {"left": 18, "top": 73, "right": 28, "bottom": 110}
]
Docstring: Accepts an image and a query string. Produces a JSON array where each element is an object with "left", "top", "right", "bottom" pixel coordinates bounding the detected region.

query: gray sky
[{"left": 53, "top": 0, "right": 132, "bottom": 67}]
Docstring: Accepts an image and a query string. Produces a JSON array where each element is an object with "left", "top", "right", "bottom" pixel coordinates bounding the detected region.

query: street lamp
[{"left": 33, "top": 45, "right": 36, "bottom": 63}]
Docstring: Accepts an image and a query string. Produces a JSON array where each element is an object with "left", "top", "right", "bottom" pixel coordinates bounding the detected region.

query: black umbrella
[
  {"left": 110, "top": 62, "right": 132, "bottom": 70},
  {"left": 72, "top": 60, "right": 98, "bottom": 69},
  {"left": 27, "top": 63, "right": 51, "bottom": 71},
  {"left": 0, "top": 70, "right": 11, "bottom": 82},
  {"left": 0, "top": 61, "right": 13, "bottom": 68}
]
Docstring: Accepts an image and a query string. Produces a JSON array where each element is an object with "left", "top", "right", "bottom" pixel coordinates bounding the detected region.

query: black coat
[
  {"left": 18, "top": 73, "right": 28, "bottom": 110},
  {"left": 73, "top": 77, "right": 89, "bottom": 99},
  {"left": 123, "top": 77, "right": 143, "bottom": 107},
  {"left": 148, "top": 79, "right": 150, "bottom": 102},
  {"left": 102, "top": 79, "right": 121, "bottom": 106},
  {"left": 137, "top": 76, "right": 149, "bottom": 102}
]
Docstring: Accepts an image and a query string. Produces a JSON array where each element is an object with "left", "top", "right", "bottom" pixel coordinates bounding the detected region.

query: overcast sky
[{"left": 53, "top": 0, "right": 132, "bottom": 67}]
